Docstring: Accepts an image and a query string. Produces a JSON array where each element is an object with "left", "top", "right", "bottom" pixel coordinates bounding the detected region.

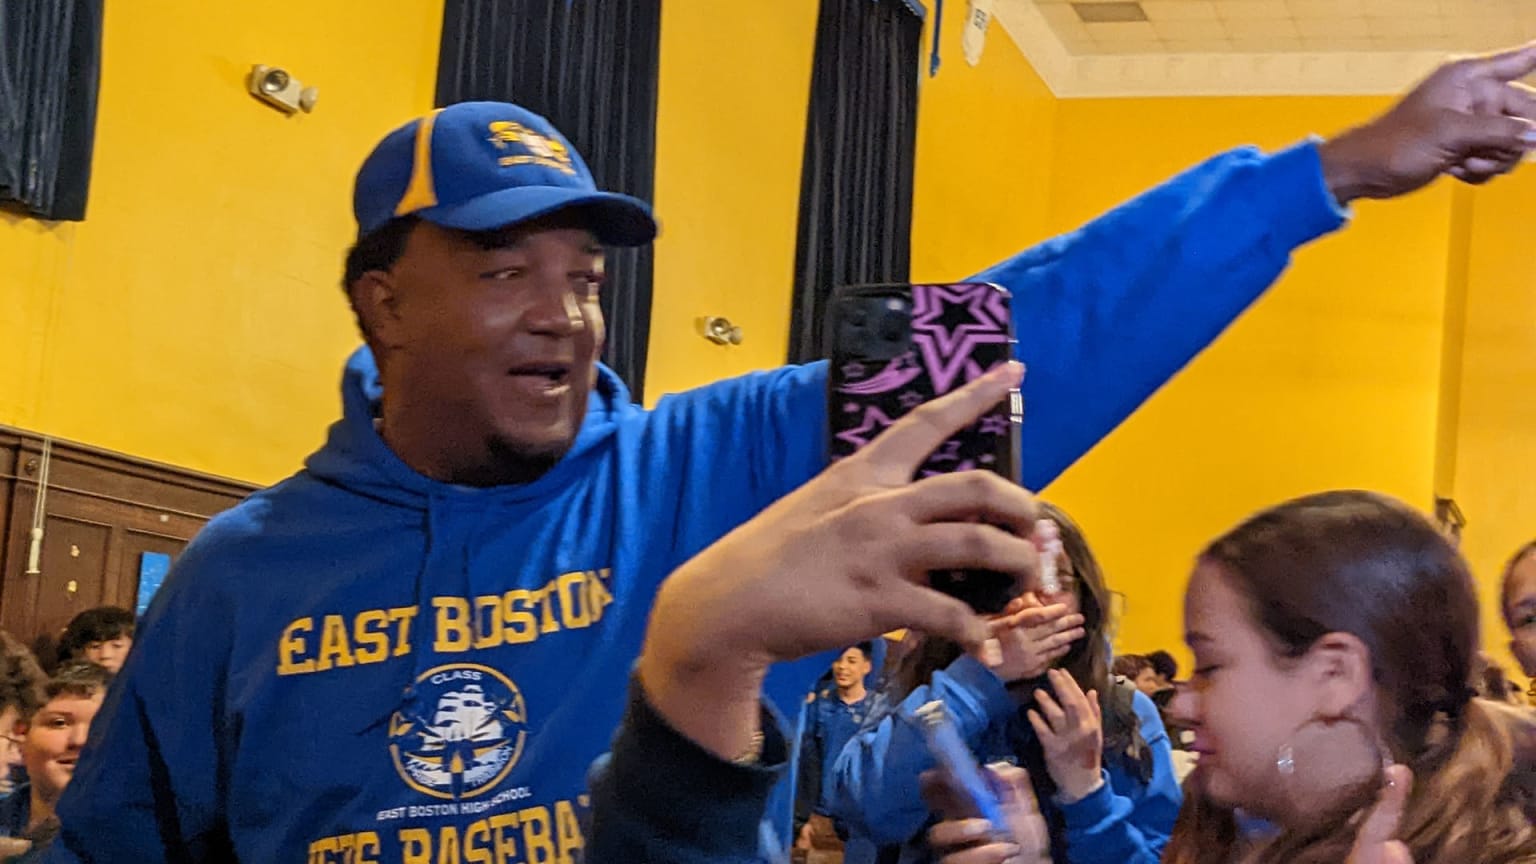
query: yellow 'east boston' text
[{"left": 278, "top": 570, "right": 614, "bottom": 676}]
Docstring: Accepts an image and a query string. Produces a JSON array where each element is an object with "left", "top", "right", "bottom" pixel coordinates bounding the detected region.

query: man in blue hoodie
[{"left": 46, "top": 43, "right": 1536, "bottom": 863}]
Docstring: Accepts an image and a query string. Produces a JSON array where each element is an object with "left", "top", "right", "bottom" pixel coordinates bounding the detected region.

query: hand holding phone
[{"left": 827, "top": 282, "right": 1022, "bottom": 613}]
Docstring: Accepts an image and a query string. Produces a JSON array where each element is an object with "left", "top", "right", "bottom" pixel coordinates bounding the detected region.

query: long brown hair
[{"left": 1163, "top": 490, "right": 1536, "bottom": 864}]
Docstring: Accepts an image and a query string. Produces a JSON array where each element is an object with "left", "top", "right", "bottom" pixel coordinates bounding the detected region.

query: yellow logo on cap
[{"left": 487, "top": 121, "right": 576, "bottom": 175}]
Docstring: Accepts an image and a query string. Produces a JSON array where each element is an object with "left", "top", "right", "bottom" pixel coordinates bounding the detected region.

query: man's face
[
  {"left": 83, "top": 634, "right": 131, "bottom": 674},
  {"left": 20, "top": 690, "right": 103, "bottom": 803},
  {"left": 370, "top": 219, "right": 606, "bottom": 476},
  {"left": 1505, "top": 551, "right": 1536, "bottom": 677}
]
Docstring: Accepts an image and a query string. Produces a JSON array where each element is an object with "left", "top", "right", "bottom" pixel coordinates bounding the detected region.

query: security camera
[{"left": 248, "top": 64, "right": 319, "bottom": 114}]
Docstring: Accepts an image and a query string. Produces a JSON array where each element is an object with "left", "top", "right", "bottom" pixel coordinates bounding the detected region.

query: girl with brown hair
[
  {"left": 936, "top": 491, "right": 1536, "bottom": 864},
  {"left": 1162, "top": 490, "right": 1536, "bottom": 863}
]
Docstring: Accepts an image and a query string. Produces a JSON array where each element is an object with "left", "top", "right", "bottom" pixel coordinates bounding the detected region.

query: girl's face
[{"left": 1168, "top": 563, "right": 1381, "bottom": 824}]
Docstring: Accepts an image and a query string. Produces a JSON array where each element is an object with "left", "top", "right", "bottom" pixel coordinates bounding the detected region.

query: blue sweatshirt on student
[
  {"left": 46, "top": 141, "right": 1344, "bottom": 863},
  {"left": 827, "top": 656, "right": 1180, "bottom": 863}
]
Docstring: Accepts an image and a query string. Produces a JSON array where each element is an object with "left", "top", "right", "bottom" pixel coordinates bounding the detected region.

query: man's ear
[
  {"left": 1300, "top": 631, "right": 1374, "bottom": 719},
  {"left": 349, "top": 270, "right": 407, "bottom": 353}
]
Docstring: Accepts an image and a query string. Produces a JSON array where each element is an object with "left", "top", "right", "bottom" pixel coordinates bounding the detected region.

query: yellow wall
[
  {"left": 0, "top": 1, "right": 1057, "bottom": 473},
  {"left": 909, "top": 17, "right": 1058, "bottom": 283},
  {"left": 1444, "top": 171, "right": 1536, "bottom": 672},
  {"left": 1038, "top": 97, "right": 1459, "bottom": 661},
  {"left": 645, "top": 0, "right": 821, "bottom": 399},
  {"left": 645, "top": 8, "right": 1062, "bottom": 400},
  {"left": 0, "top": 0, "right": 443, "bottom": 484}
]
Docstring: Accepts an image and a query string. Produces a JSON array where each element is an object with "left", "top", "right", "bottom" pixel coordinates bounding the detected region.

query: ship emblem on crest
[{"left": 389, "top": 663, "right": 528, "bottom": 800}]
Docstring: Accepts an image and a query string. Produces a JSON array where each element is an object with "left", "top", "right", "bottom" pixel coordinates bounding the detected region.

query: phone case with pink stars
[{"left": 826, "top": 282, "right": 1021, "bottom": 613}]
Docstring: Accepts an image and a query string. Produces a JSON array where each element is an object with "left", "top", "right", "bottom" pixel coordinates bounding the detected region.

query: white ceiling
[
  {"left": 1039, "top": 0, "right": 1536, "bottom": 56},
  {"left": 995, "top": 0, "right": 1536, "bottom": 96}
]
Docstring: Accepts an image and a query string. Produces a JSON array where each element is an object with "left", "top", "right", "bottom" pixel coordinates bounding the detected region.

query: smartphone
[
  {"left": 826, "top": 282, "right": 1022, "bottom": 613},
  {"left": 914, "top": 700, "right": 1008, "bottom": 833}
]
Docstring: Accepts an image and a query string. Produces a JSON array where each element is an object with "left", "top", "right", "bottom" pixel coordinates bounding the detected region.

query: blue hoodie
[
  {"left": 827, "top": 656, "right": 1180, "bottom": 863},
  {"left": 46, "top": 141, "right": 1344, "bottom": 863}
]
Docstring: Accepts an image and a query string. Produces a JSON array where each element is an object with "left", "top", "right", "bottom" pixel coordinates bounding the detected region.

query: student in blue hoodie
[
  {"left": 794, "top": 643, "right": 876, "bottom": 858},
  {"left": 47, "top": 41, "right": 1536, "bottom": 862},
  {"left": 826, "top": 502, "right": 1179, "bottom": 864}
]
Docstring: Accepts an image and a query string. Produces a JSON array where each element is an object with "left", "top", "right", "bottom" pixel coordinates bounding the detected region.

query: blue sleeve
[
  {"left": 587, "top": 676, "right": 790, "bottom": 864},
  {"left": 975, "top": 140, "right": 1348, "bottom": 488},
  {"left": 650, "top": 361, "right": 828, "bottom": 515},
  {"left": 714, "top": 143, "right": 1345, "bottom": 496},
  {"left": 44, "top": 519, "right": 245, "bottom": 863},
  {"left": 826, "top": 656, "right": 1013, "bottom": 846},
  {"left": 649, "top": 363, "right": 835, "bottom": 718},
  {"left": 1057, "top": 692, "right": 1183, "bottom": 864}
]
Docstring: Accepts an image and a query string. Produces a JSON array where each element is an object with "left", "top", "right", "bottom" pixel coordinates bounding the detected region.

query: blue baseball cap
[{"left": 353, "top": 102, "right": 656, "bottom": 246}]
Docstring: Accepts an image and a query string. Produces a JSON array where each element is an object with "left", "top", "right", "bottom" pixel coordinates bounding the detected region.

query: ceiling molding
[{"left": 992, "top": 0, "right": 1458, "bottom": 98}]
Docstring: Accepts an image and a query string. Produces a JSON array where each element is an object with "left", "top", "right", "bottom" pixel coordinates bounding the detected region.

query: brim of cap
[{"left": 417, "top": 186, "right": 657, "bottom": 247}]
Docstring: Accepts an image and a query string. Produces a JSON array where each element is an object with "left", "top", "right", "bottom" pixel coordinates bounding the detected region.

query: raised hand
[
  {"left": 1027, "top": 668, "right": 1105, "bottom": 802},
  {"left": 976, "top": 597, "right": 1084, "bottom": 684},
  {"left": 1320, "top": 42, "right": 1536, "bottom": 201}
]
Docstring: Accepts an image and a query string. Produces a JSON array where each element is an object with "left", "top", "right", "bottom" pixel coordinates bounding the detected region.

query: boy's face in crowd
[
  {"left": 831, "top": 648, "right": 872, "bottom": 690},
  {"left": 1504, "top": 551, "right": 1536, "bottom": 677},
  {"left": 21, "top": 690, "right": 104, "bottom": 802},
  {"left": 83, "top": 633, "right": 132, "bottom": 674}
]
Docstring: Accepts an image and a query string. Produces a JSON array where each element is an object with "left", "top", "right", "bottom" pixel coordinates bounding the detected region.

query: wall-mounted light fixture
[{"left": 698, "top": 316, "right": 743, "bottom": 346}]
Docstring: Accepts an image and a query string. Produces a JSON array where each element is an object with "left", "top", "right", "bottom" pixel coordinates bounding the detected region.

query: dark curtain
[
  {"left": 0, "top": 0, "right": 103, "bottom": 221},
  {"left": 787, "top": 0, "right": 921, "bottom": 364},
  {"left": 436, "top": 0, "right": 661, "bottom": 401}
]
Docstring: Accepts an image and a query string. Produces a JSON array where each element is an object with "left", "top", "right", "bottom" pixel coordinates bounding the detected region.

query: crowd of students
[
  {"left": 0, "top": 609, "right": 132, "bottom": 862},
  {"left": 0, "top": 38, "right": 1532, "bottom": 864}
]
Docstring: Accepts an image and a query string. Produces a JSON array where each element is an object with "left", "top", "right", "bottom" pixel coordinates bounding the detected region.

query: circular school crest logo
[{"left": 389, "top": 663, "right": 527, "bottom": 800}]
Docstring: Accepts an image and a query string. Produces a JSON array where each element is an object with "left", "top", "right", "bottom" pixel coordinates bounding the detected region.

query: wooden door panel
[
  {"left": 0, "top": 428, "right": 257, "bottom": 644},
  {"left": 30, "top": 515, "right": 112, "bottom": 640}
]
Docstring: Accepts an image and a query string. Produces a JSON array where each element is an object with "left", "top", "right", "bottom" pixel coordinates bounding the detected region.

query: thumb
[
  {"left": 1441, "top": 110, "right": 1536, "bottom": 156},
  {"left": 989, "top": 764, "right": 1035, "bottom": 809},
  {"left": 1352, "top": 764, "right": 1413, "bottom": 864}
]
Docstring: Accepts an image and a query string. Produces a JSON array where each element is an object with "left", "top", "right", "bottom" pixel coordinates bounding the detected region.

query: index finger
[
  {"left": 858, "top": 362, "right": 1023, "bottom": 474},
  {"left": 1467, "top": 41, "right": 1536, "bottom": 83}
]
